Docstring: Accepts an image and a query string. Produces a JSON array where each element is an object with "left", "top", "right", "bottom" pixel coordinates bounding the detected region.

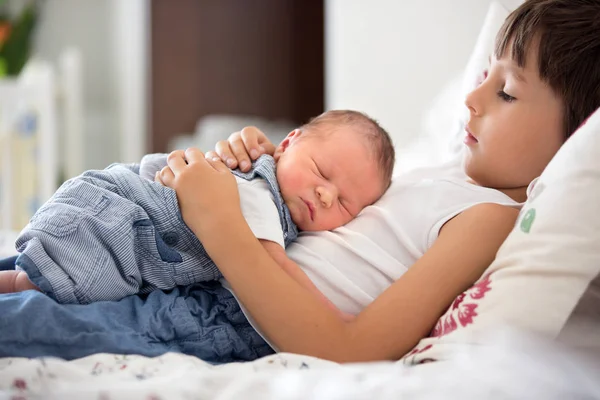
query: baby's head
[
  {"left": 463, "top": 0, "right": 600, "bottom": 191},
  {"left": 274, "top": 110, "right": 395, "bottom": 231}
]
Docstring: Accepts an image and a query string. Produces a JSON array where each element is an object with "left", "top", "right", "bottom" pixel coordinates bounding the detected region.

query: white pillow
[
  {"left": 404, "top": 107, "right": 600, "bottom": 364},
  {"left": 397, "top": 1, "right": 516, "bottom": 174},
  {"left": 449, "top": 0, "right": 514, "bottom": 156}
]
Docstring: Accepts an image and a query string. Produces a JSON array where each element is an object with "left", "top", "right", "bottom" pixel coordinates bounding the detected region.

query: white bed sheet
[
  {"left": 1, "top": 336, "right": 599, "bottom": 400},
  {"left": 2, "top": 231, "right": 599, "bottom": 399}
]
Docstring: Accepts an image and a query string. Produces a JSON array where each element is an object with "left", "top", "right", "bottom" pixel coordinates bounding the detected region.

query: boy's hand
[
  {"left": 205, "top": 126, "right": 276, "bottom": 173},
  {"left": 159, "top": 148, "right": 241, "bottom": 236}
]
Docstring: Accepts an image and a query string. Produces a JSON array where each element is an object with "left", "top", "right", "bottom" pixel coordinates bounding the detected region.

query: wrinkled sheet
[
  {"left": 2, "top": 337, "right": 600, "bottom": 400},
  {"left": 2, "top": 230, "right": 600, "bottom": 399}
]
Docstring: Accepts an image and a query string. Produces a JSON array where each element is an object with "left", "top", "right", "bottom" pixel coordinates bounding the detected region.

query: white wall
[
  {"left": 34, "top": 0, "right": 117, "bottom": 171},
  {"left": 33, "top": 0, "right": 149, "bottom": 171},
  {"left": 31, "top": 1, "right": 525, "bottom": 170},
  {"left": 110, "top": 0, "right": 150, "bottom": 164},
  {"left": 325, "top": 0, "right": 522, "bottom": 148}
]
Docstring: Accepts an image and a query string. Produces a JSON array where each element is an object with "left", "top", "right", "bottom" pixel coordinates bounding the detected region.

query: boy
[{"left": 0, "top": 110, "right": 395, "bottom": 312}]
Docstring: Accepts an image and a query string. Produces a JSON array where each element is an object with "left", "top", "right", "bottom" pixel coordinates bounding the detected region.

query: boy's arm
[{"left": 259, "top": 240, "right": 355, "bottom": 322}]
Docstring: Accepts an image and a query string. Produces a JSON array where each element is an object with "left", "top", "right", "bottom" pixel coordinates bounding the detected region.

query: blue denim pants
[{"left": 0, "top": 256, "right": 274, "bottom": 362}]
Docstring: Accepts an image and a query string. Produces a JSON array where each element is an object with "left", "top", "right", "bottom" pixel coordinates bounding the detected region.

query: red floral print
[
  {"left": 12, "top": 378, "right": 27, "bottom": 390},
  {"left": 430, "top": 274, "right": 492, "bottom": 337}
]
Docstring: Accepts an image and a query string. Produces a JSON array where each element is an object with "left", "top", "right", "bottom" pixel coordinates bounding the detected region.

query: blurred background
[{"left": 0, "top": 0, "right": 520, "bottom": 231}]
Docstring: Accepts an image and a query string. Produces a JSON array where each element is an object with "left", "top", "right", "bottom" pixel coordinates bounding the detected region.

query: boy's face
[
  {"left": 463, "top": 41, "right": 564, "bottom": 190},
  {"left": 274, "top": 127, "right": 384, "bottom": 231}
]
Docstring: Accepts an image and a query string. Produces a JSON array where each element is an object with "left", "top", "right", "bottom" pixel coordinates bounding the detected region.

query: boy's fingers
[
  {"left": 205, "top": 156, "right": 230, "bottom": 173},
  {"left": 154, "top": 171, "right": 164, "bottom": 185},
  {"left": 258, "top": 141, "right": 276, "bottom": 157},
  {"left": 240, "top": 127, "right": 264, "bottom": 160},
  {"left": 184, "top": 147, "right": 206, "bottom": 164},
  {"left": 166, "top": 150, "right": 188, "bottom": 173},
  {"left": 215, "top": 140, "right": 238, "bottom": 168},
  {"left": 159, "top": 166, "right": 174, "bottom": 184},
  {"left": 229, "top": 138, "right": 252, "bottom": 172},
  {"left": 205, "top": 150, "right": 221, "bottom": 163}
]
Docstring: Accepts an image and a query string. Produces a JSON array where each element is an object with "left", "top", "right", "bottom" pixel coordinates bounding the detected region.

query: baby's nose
[{"left": 316, "top": 186, "right": 334, "bottom": 208}]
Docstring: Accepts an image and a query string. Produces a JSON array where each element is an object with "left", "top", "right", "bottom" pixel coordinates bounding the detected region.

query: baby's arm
[{"left": 259, "top": 240, "right": 355, "bottom": 322}]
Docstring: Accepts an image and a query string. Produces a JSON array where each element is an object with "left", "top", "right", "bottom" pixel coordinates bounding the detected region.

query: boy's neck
[
  {"left": 498, "top": 186, "right": 528, "bottom": 203},
  {"left": 467, "top": 178, "right": 529, "bottom": 203}
]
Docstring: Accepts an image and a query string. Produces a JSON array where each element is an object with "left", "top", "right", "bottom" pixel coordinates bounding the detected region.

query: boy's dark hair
[
  {"left": 301, "top": 110, "right": 395, "bottom": 190},
  {"left": 495, "top": 0, "right": 600, "bottom": 139}
]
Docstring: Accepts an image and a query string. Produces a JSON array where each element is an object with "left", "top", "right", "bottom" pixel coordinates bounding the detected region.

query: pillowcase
[{"left": 403, "top": 107, "right": 600, "bottom": 364}]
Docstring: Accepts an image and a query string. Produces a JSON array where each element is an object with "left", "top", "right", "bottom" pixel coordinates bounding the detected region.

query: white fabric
[
  {"left": 397, "top": 1, "right": 519, "bottom": 173},
  {"left": 2, "top": 331, "right": 599, "bottom": 399},
  {"left": 405, "top": 108, "right": 600, "bottom": 364},
  {"left": 231, "top": 159, "right": 519, "bottom": 350},
  {"left": 235, "top": 176, "right": 284, "bottom": 248},
  {"left": 288, "top": 160, "right": 520, "bottom": 316},
  {"left": 448, "top": 1, "right": 514, "bottom": 157}
]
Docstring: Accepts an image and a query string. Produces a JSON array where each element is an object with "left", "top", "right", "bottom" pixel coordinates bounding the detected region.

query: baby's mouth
[{"left": 302, "top": 199, "right": 315, "bottom": 221}]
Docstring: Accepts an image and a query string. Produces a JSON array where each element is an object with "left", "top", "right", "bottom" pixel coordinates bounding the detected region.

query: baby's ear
[{"left": 274, "top": 129, "right": 302, "bottom": 161}]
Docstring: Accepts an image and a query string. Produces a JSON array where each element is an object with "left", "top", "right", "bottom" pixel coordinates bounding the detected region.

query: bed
[
  {"left": 2, "top": 1, "right": 600, "bottom": 398},
  {"left": 1, "top": 333, "right": 599, "bottom": 399}
]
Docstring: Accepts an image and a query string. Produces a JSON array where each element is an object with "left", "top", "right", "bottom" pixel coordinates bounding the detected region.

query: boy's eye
[{"left": 497, "top": 90, "right": 516, "bottom": 103}]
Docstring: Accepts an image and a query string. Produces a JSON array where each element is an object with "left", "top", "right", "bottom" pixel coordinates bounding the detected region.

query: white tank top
[{"left": 225, "top": 160, "right": 522, "bottom": 347}]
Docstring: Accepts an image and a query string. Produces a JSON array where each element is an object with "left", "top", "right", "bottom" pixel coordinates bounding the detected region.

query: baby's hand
[{"left": 205, "top": 126, "right": 276, "bottom": 173}]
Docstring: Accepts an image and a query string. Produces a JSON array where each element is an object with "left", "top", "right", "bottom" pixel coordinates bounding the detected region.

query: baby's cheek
[
  {"left": 326, "top": 210, "right": 350, "bottom": 230},
  {"left": 282, "top": 170, "right": 309, "bottom": 192}
]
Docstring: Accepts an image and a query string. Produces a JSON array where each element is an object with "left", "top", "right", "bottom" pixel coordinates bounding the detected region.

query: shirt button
[{"left": 162, "top": 232, "right": 179, "bottom": 246}]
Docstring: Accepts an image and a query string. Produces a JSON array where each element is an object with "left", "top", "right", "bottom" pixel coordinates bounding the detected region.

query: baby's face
[{"left": 275, "top": 128, "right": 384, "bottom": 231}]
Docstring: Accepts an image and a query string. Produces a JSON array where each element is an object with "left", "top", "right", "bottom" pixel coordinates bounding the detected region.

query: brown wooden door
[{"left": 150, "top": 0, "right": 324, "bottom": 153}]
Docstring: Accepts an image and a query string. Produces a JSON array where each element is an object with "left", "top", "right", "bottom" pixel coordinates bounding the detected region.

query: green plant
[{"left": 0, "top": 0, "right": 37, "bottom": 77}]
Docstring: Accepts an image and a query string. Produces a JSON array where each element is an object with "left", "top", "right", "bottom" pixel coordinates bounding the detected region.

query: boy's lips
[{"left": 464, "top": 126, "right": 479, "bottom": 145}]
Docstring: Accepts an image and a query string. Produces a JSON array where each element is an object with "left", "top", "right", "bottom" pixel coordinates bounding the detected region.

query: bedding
[{"left": 1, "top": 332, "right": 598, "bottom": 399}]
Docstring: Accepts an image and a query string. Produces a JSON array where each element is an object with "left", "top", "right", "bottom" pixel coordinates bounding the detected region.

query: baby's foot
[{"left": 0, "top": 270, "right": 41, "bottom": 293}]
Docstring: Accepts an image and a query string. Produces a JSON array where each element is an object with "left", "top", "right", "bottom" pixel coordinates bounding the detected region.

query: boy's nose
[
  {"left": 465, "top": 79, "right": 486, "bottom": 117},
  {"left": 464, "top": 90, "right": 480, "bottom": 117},
  {"left": 316, "top": 186, "right": 335, "bottom": 208}
]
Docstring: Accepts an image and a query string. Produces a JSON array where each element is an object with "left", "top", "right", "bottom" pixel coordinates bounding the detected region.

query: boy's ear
[{"left": 274, "top": 129, "right": 302, "bottom": 161}]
